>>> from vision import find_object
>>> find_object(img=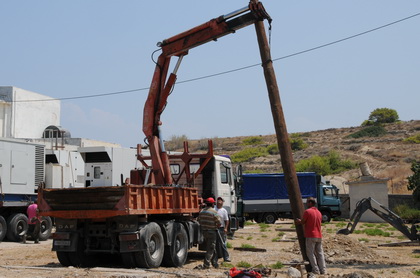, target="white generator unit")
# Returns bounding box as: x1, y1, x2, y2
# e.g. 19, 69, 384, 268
45, 149, 85, 188
79, 146, 140, 187
0, 138, 44, 197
